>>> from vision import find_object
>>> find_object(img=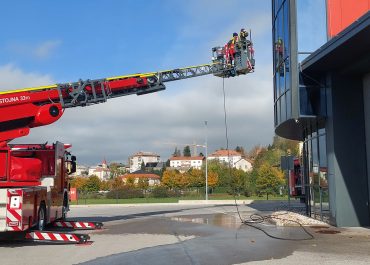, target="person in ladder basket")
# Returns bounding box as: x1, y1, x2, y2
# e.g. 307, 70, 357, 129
228, 32, 239, 65
239, 28, 251, 49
